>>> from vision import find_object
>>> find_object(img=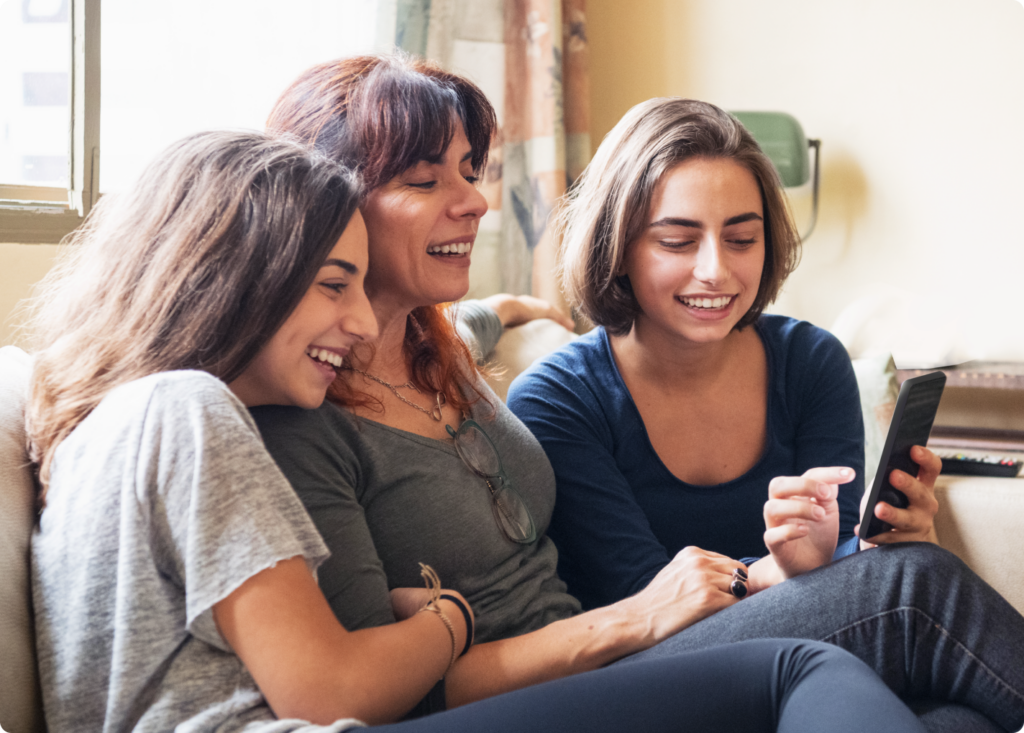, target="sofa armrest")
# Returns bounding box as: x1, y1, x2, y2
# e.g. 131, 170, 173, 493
933, 474, 1024, 615
0, 345, 44, 733
483, 318, 578, 402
